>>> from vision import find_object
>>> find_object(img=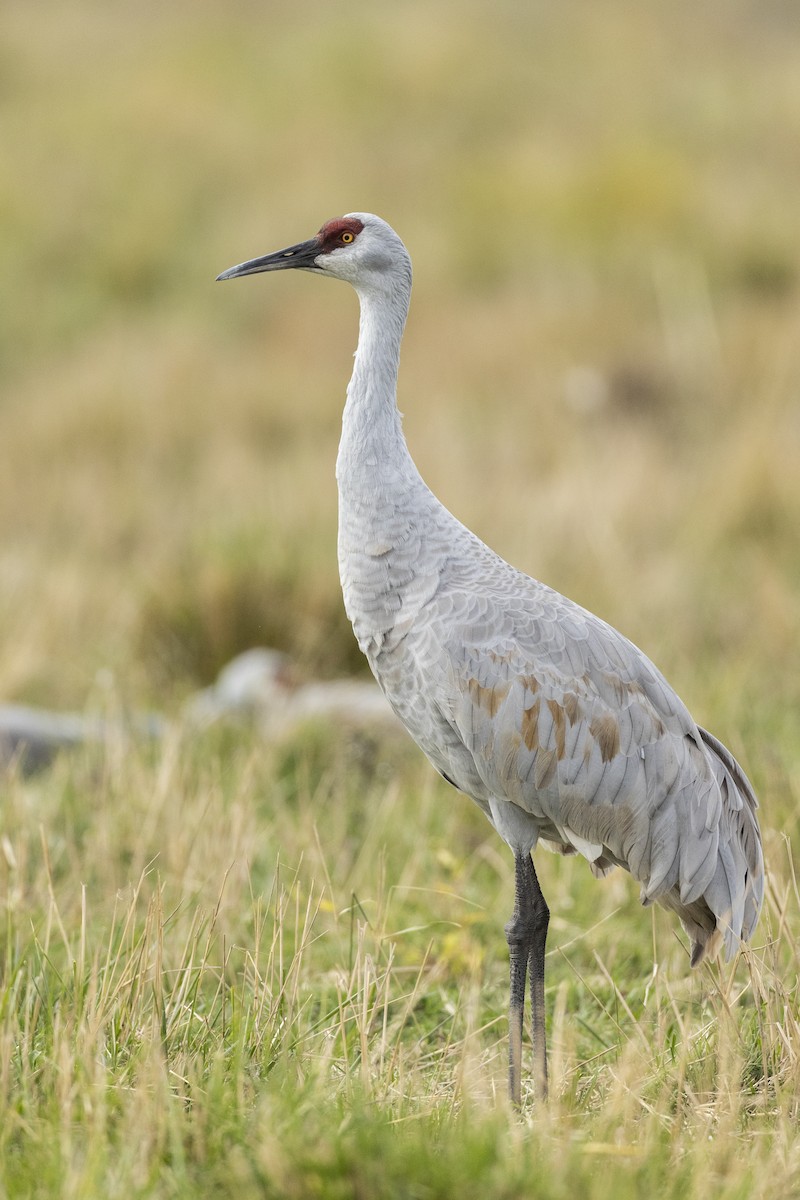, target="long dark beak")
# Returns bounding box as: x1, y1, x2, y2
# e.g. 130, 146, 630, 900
216, 237, 321, 281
